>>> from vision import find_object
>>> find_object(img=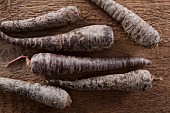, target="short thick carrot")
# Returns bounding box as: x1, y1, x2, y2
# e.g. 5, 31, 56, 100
0, 77, 72, 109
90, 0, 160, 48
